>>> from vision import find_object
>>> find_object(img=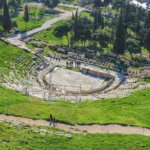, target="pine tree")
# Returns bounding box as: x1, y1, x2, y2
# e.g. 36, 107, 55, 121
72, 12, 75, 20
73, 9, 79, 41
101, 16, 104, 29
124, 2, 130, 29
3, 2, 11, 31
113, 10, 126, 55
24, 4, 29, 22
136, 7, 142, 34
52, 0, 59, 8
94, 10, 98, 30
94, 9, 103, 30
103, 0, 111, 7
97, 9, 102, 28
94, 0, 102, 8
44, 0, 50, 6
145, 11, 150, 29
